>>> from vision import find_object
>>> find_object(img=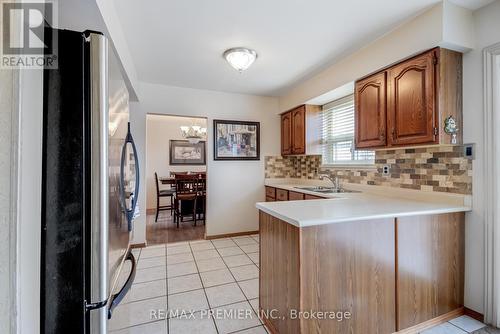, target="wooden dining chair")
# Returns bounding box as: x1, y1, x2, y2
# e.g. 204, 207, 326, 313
154, 172, 175, 222
195, 175, 206, 224
173, 174, 199, 227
